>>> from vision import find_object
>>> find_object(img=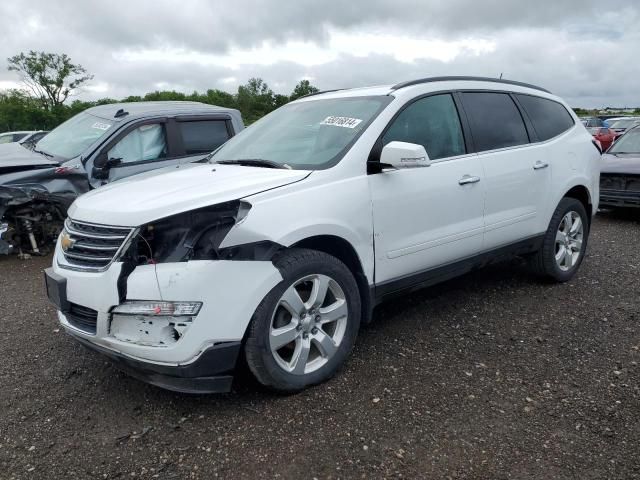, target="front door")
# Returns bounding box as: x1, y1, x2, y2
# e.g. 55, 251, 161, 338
106, 122, 177, 183
368, 93, 485, 287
